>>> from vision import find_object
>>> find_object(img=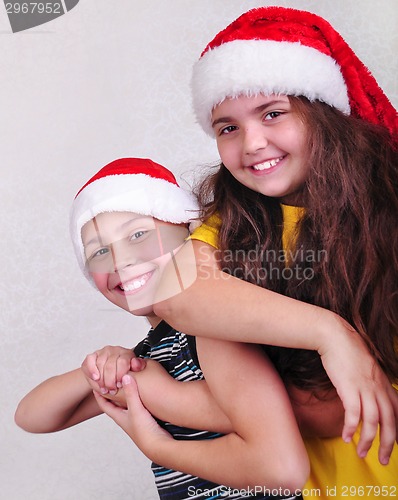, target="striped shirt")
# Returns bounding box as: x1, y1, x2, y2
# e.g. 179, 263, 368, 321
134, 321, 300, 500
